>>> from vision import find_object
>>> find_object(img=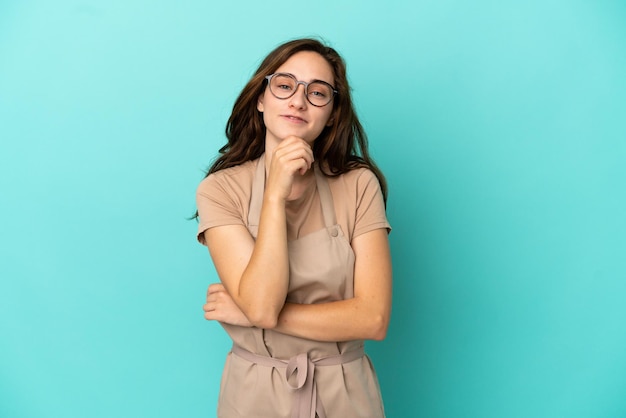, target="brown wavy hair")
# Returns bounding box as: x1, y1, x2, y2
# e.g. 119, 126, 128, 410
204, 38, 387, 202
